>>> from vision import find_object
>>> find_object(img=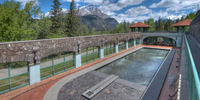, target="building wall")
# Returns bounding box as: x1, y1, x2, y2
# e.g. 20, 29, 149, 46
189, 10, 200, 42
